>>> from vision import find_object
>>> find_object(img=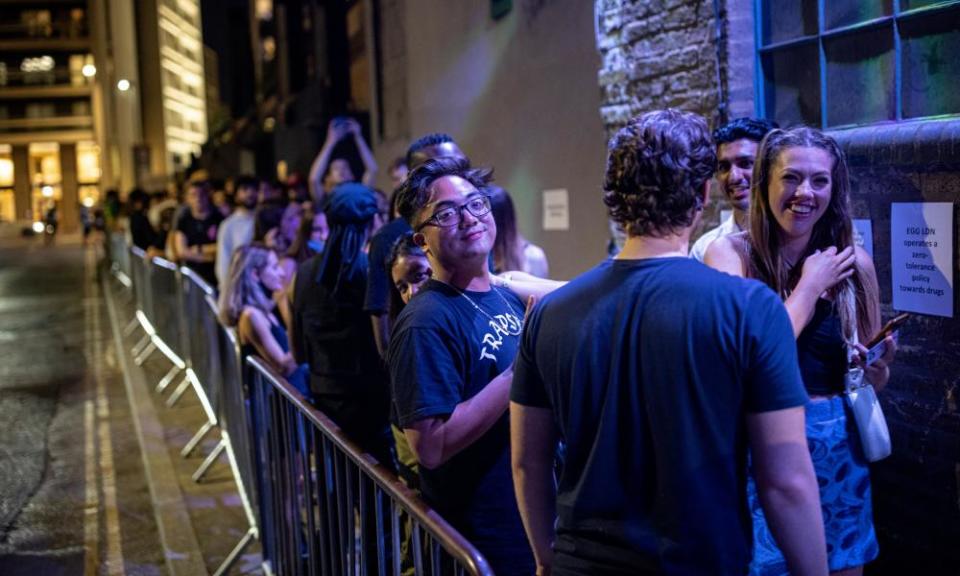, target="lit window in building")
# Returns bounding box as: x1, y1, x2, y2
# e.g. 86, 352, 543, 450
72, 100, 92, 117
21, 55, 56, 86
76, 142, 101, 184
26, 103, 56, 119
262, 36, 276, 62
0, 145, 14, 188
21, 10, 52, 38
255, 0, 273, 21
69, 54, 96, 86
69, 8, 87, 38
28, 143, 61, 221
0, 144, 13, 222
79, 185, 99, 208
757, 1, 960, 128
